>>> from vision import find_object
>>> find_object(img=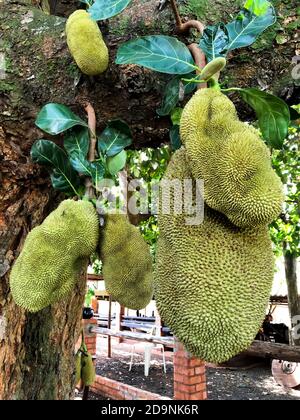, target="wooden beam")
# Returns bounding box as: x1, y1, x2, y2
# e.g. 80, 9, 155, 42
90, 327, 300, 363
245, 341, 300, 363
90, 327, 175, 348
